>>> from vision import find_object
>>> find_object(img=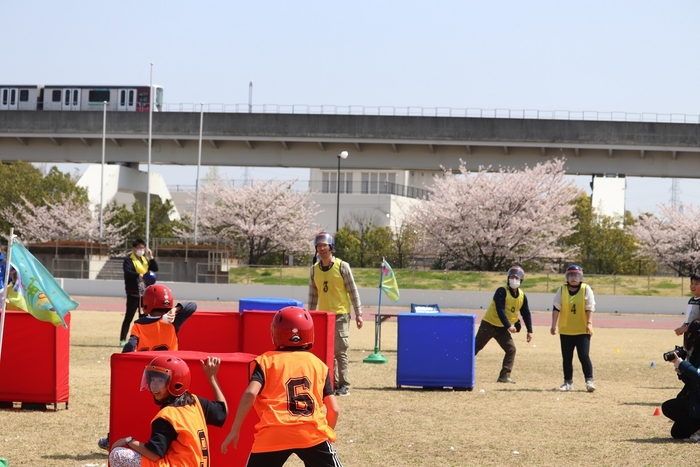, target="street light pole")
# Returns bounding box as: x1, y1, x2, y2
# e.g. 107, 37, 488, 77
335, 150, 349, 232
100, 100, 107, 241
248, 81, 253, 113
194, 103, 203, 245
146, 62, 154, 248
